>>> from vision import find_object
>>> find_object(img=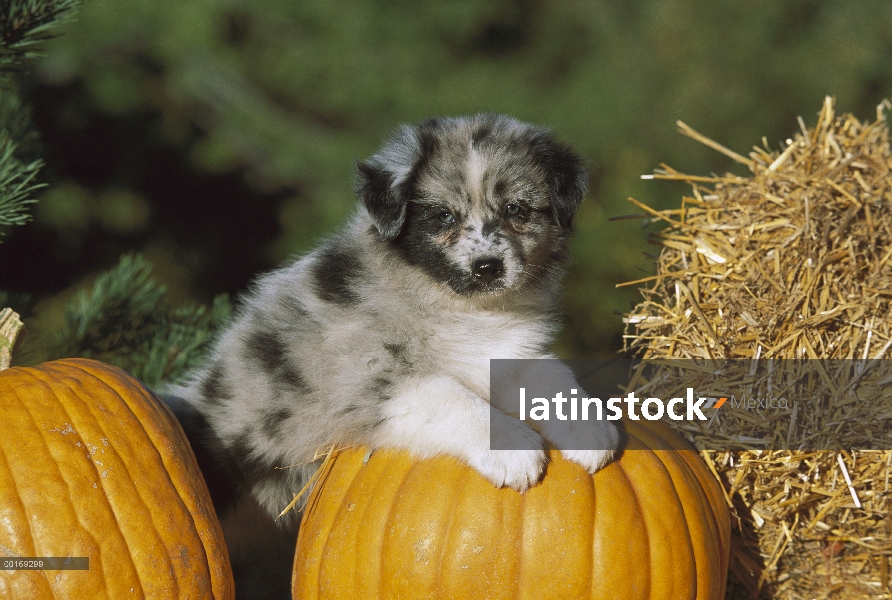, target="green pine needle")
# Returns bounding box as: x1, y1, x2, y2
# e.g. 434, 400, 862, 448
51, 254, 232, 388
0, 0, 81, 235
0, 130, 44, 228
0, 0, 81, 73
